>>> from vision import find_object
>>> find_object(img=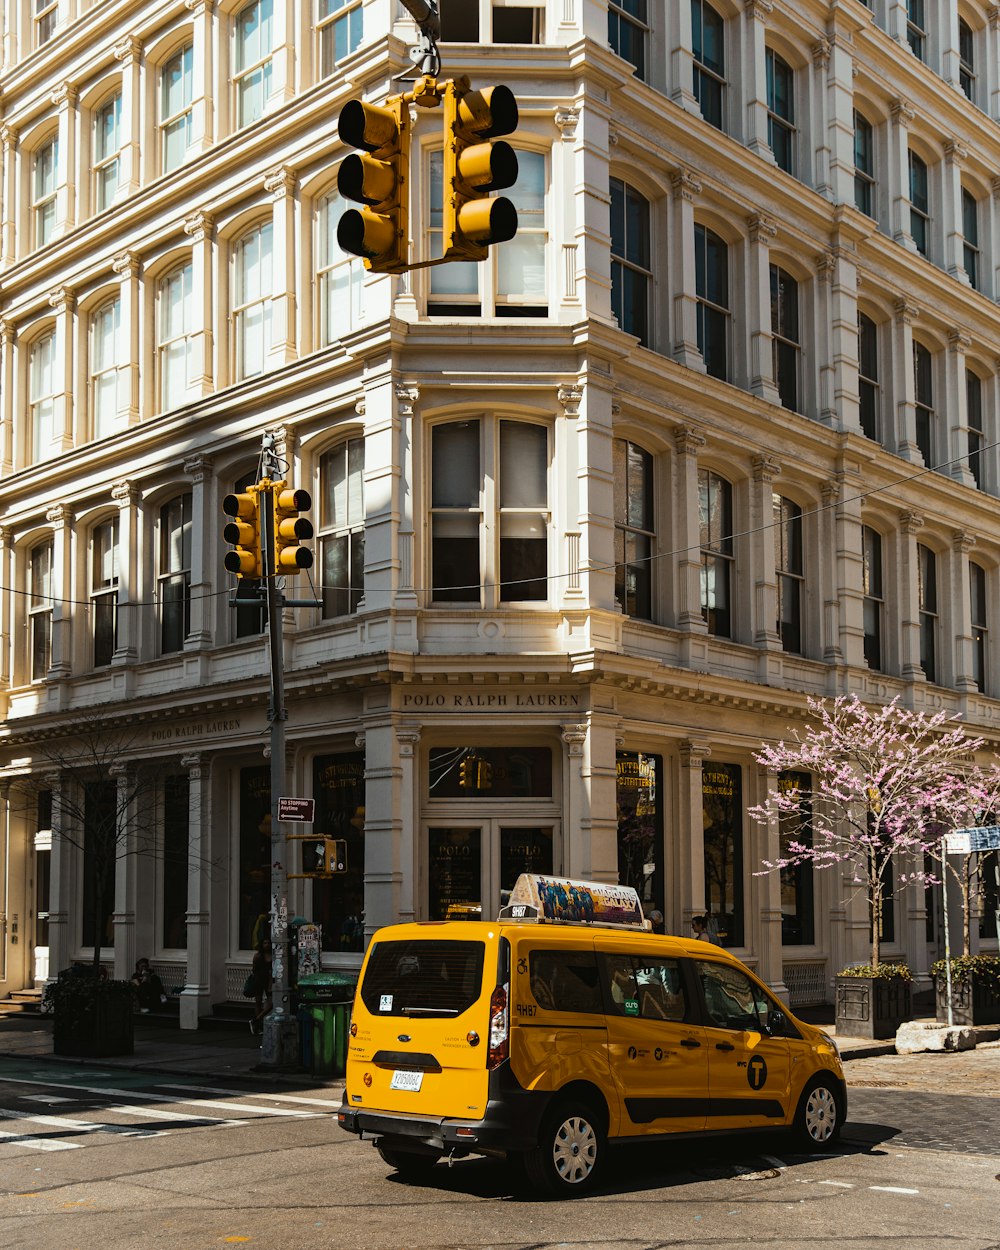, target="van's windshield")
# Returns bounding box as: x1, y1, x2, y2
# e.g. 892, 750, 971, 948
360, 939, 486, 1018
